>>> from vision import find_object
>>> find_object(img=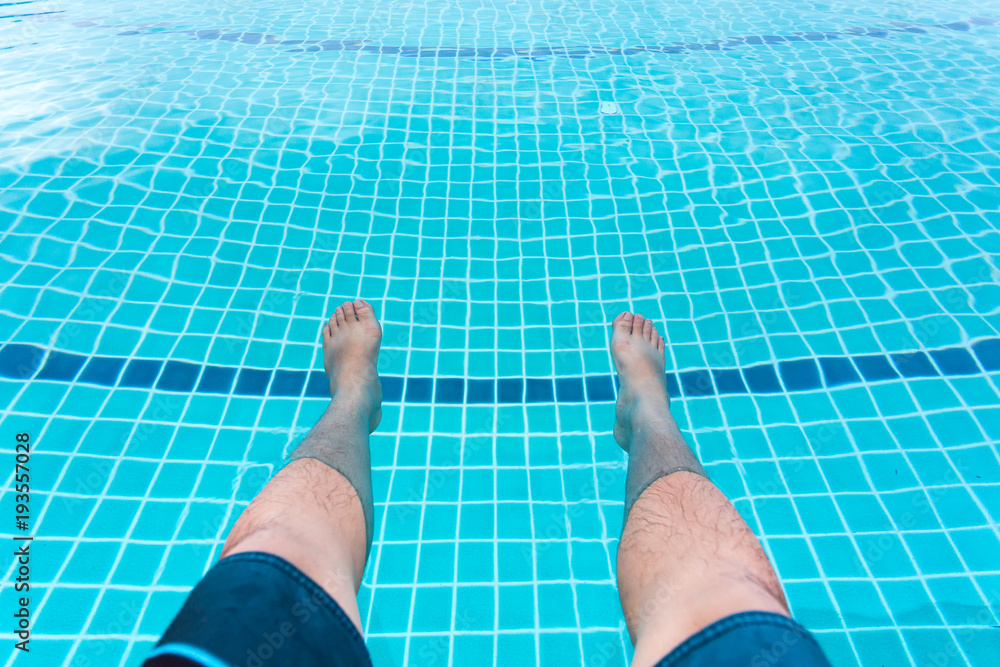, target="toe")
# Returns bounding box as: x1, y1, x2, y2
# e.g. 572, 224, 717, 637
656, 336, 665, 354
323, 321, 333, 341
354, 298, 374, 321
631, 313, 645, 335
335, 306, 345, 326
613, 311, 633, 333
342, 300, 356, 321
642, 318, 653, 341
